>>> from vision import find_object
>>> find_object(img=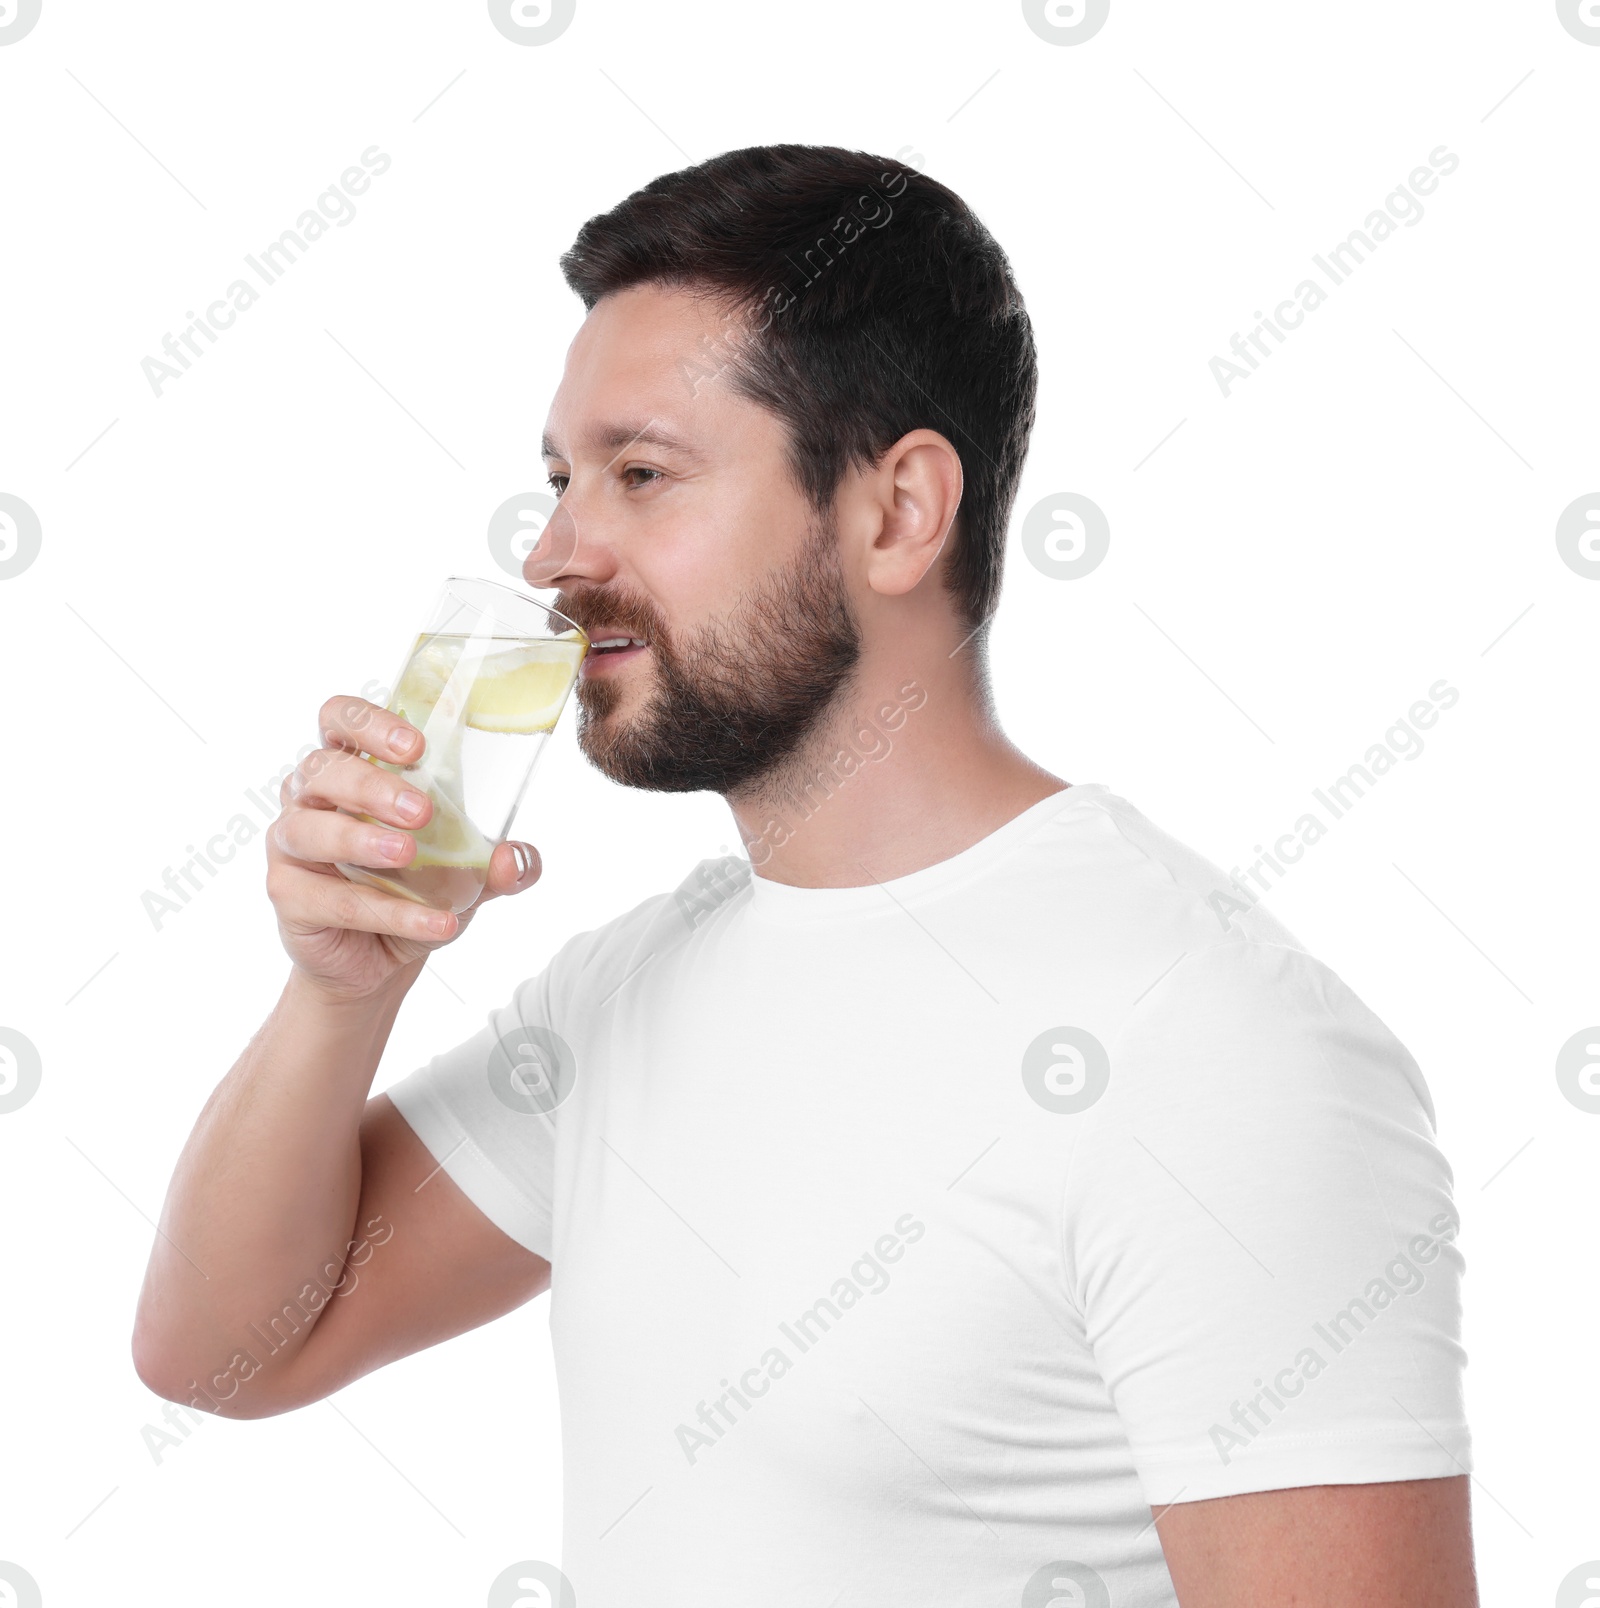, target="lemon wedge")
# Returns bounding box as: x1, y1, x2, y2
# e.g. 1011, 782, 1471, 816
410, 790, 494, 868
356, 786, 493, 869
465, 636, 587, 734
394, 634, 465, 722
